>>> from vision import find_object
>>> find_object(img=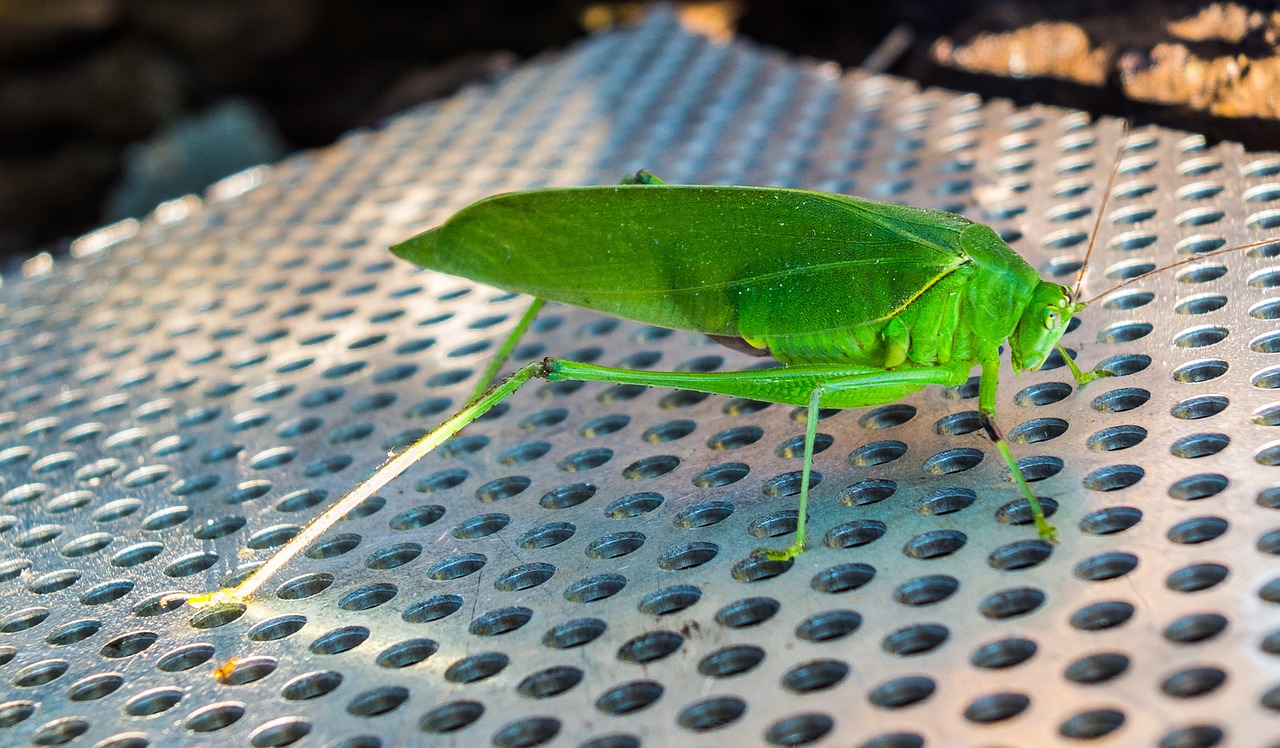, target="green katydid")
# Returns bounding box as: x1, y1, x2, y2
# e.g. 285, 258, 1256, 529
189, 159, 1260, 608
